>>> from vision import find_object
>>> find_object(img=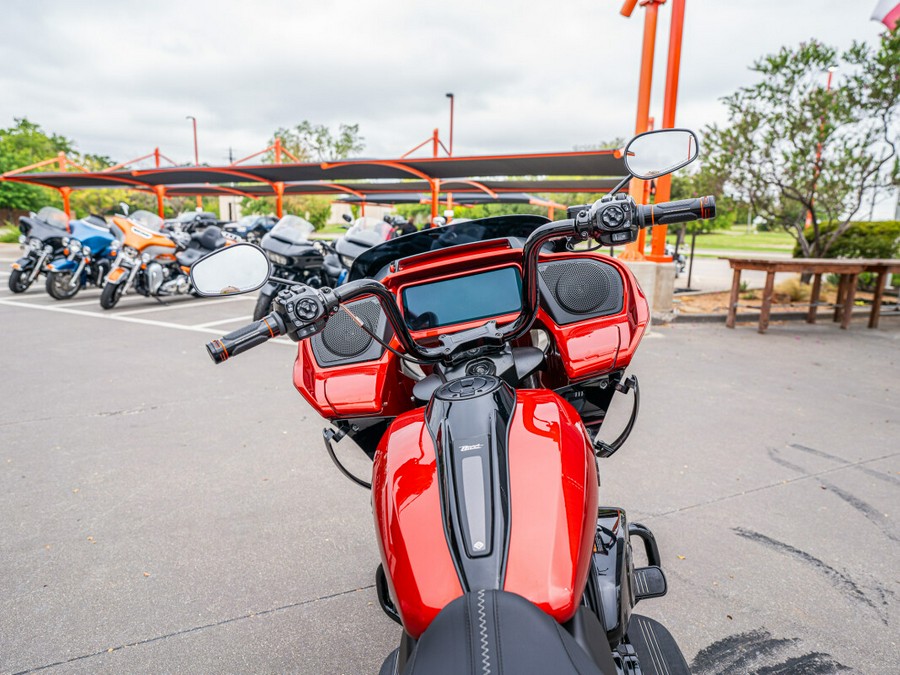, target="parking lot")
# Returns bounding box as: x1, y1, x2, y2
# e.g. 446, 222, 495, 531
1, 242, 898, 674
